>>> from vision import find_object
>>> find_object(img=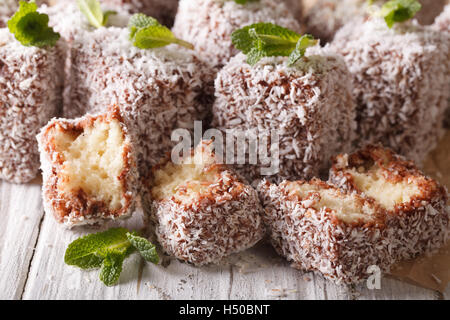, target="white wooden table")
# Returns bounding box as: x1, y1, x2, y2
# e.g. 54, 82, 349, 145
1, 136, 449, 300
